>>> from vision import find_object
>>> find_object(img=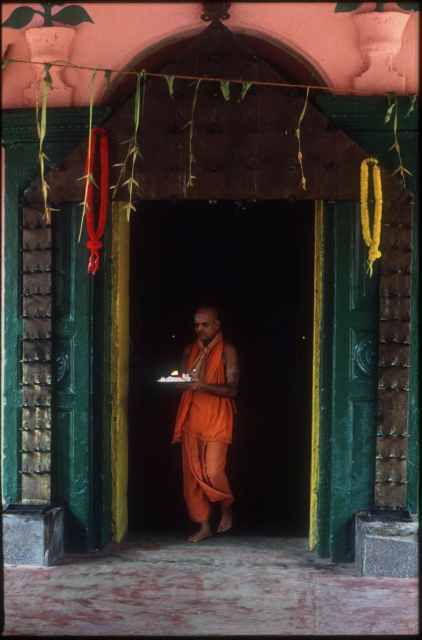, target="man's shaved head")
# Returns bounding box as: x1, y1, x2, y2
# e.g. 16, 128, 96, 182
194, 306, 220, 322
193, 306, 222, 344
